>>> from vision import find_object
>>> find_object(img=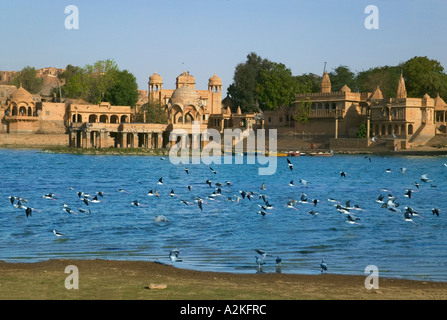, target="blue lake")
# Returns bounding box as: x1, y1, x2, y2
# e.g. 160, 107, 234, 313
1, 149, 446, 282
